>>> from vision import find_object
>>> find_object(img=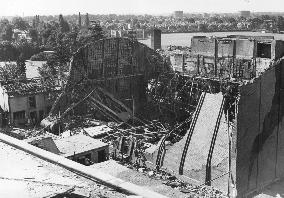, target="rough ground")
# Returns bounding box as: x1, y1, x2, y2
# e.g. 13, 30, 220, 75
0, 141, 126, 198
91, 160, 227, 198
